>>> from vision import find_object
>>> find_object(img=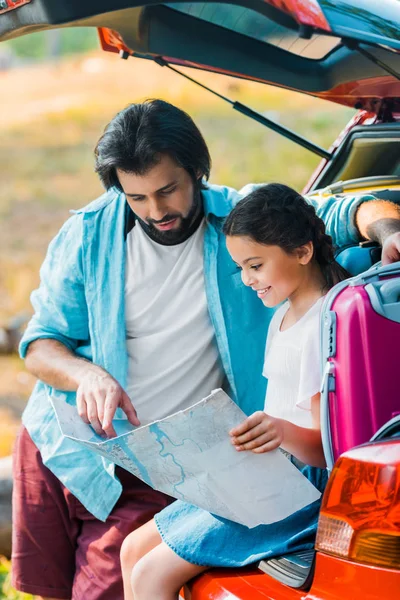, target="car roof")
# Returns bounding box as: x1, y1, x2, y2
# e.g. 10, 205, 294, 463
1, 0, 400, 108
